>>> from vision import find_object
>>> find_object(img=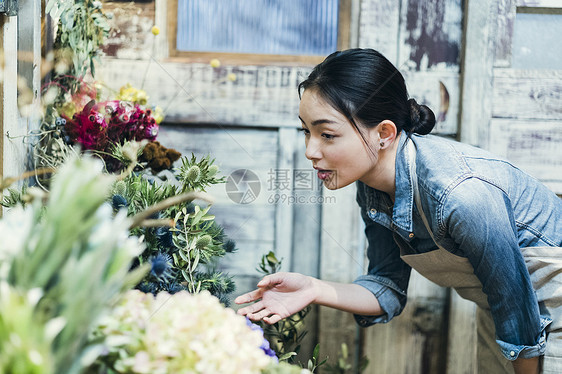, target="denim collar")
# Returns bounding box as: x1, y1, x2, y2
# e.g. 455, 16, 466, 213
362, 131, 415, 240
392, 131, 415, 235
